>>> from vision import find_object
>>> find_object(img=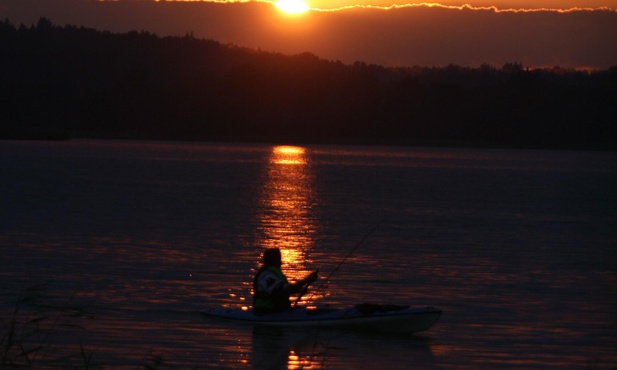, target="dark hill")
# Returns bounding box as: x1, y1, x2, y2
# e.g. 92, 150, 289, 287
1, 18, 615, 149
